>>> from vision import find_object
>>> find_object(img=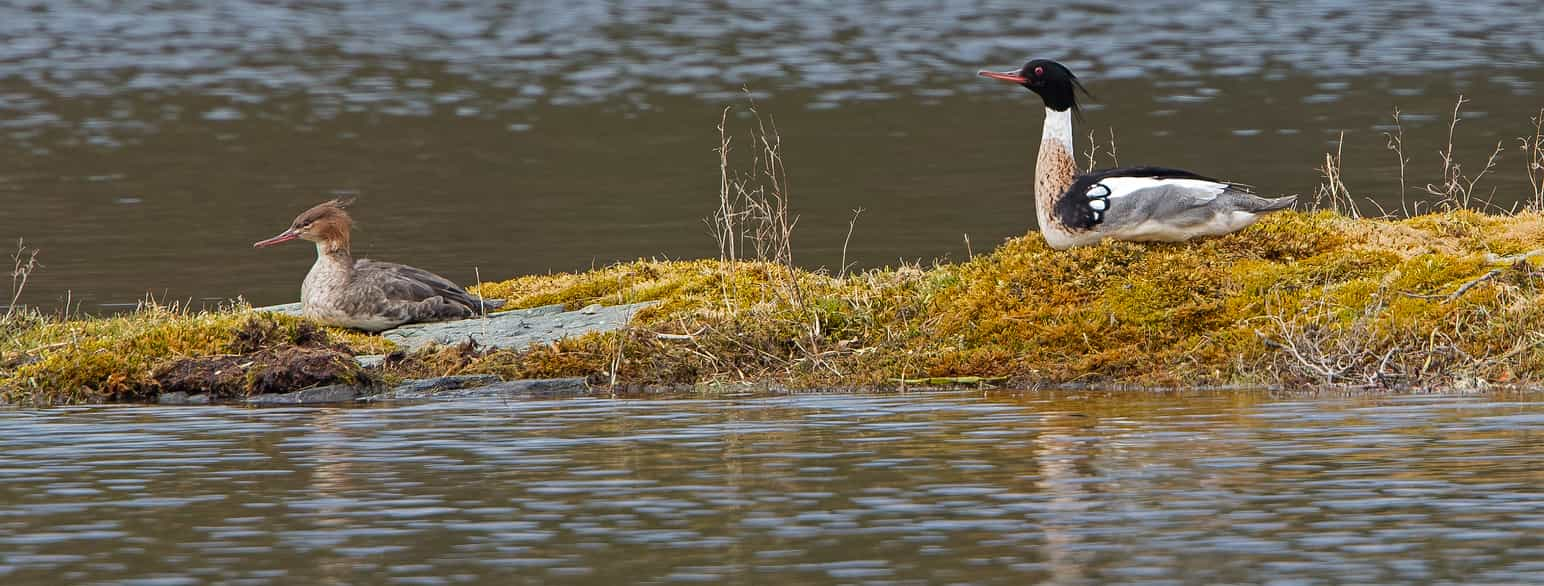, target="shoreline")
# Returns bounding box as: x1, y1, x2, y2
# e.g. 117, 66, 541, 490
4, 209, 1544, 405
